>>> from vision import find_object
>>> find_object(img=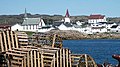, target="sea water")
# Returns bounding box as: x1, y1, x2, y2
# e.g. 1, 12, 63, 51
63, 39, 120, 65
